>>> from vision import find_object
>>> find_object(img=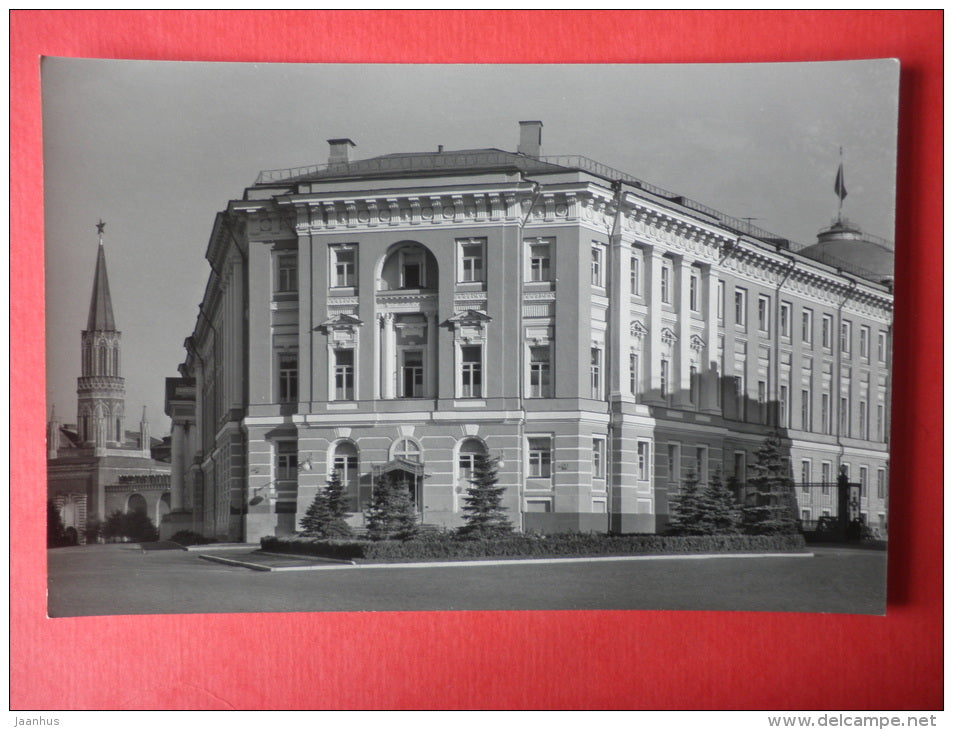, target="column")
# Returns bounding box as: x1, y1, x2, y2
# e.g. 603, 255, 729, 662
380, 313, 395, 399
676, 255, 693, 405
702, 264, 721, 413
426, 311, 438, 399
170, 421, 185, 510
645, 247, 665, 403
